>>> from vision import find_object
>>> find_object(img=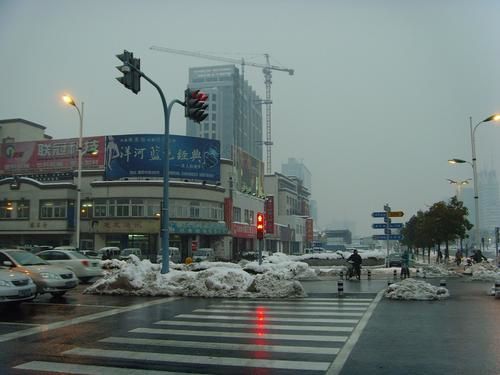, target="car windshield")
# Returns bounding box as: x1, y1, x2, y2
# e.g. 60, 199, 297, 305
6, 251, 48, 266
